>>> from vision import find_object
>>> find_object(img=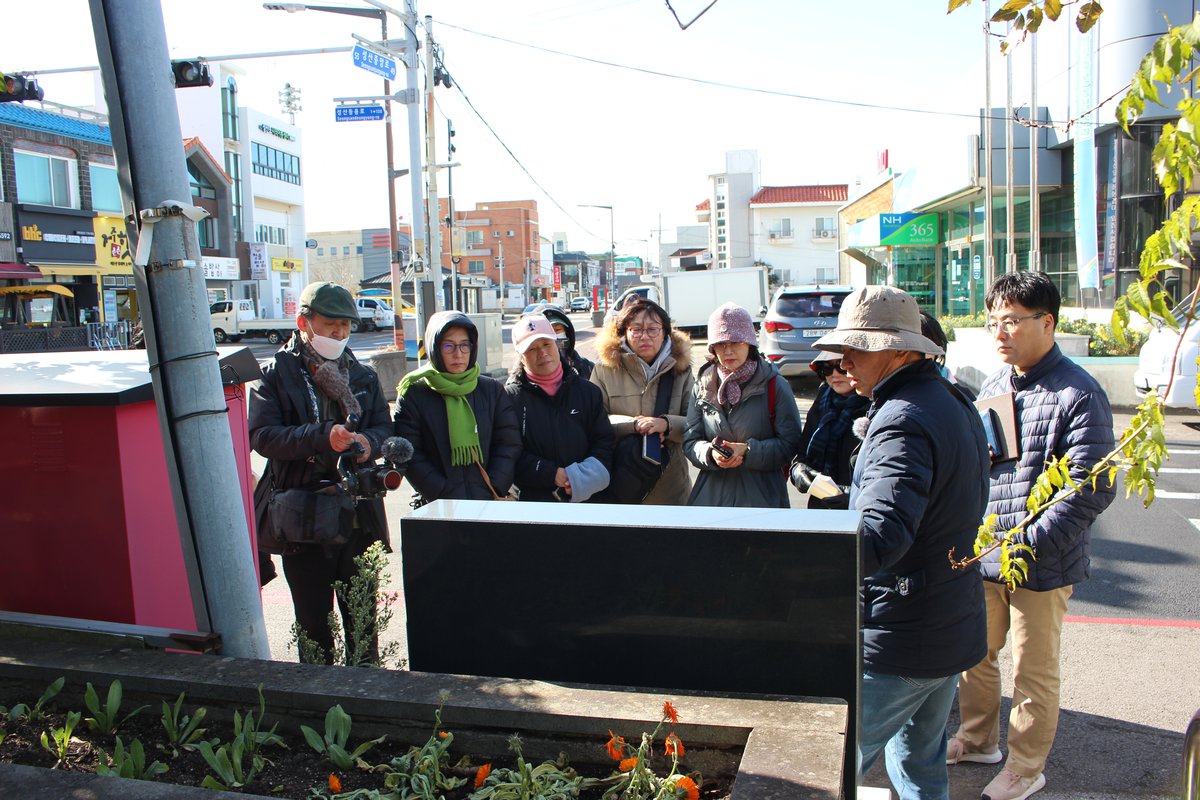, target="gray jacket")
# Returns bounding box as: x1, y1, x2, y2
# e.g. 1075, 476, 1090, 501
683, 357, 803, 508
